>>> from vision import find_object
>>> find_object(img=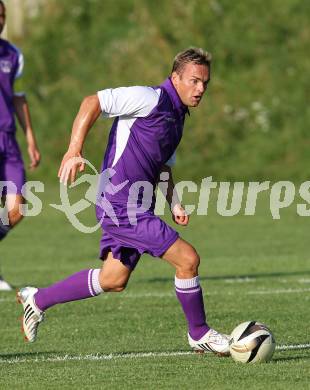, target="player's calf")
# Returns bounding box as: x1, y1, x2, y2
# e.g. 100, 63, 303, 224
17, 269, 104, 343
16, 266, 129, 342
